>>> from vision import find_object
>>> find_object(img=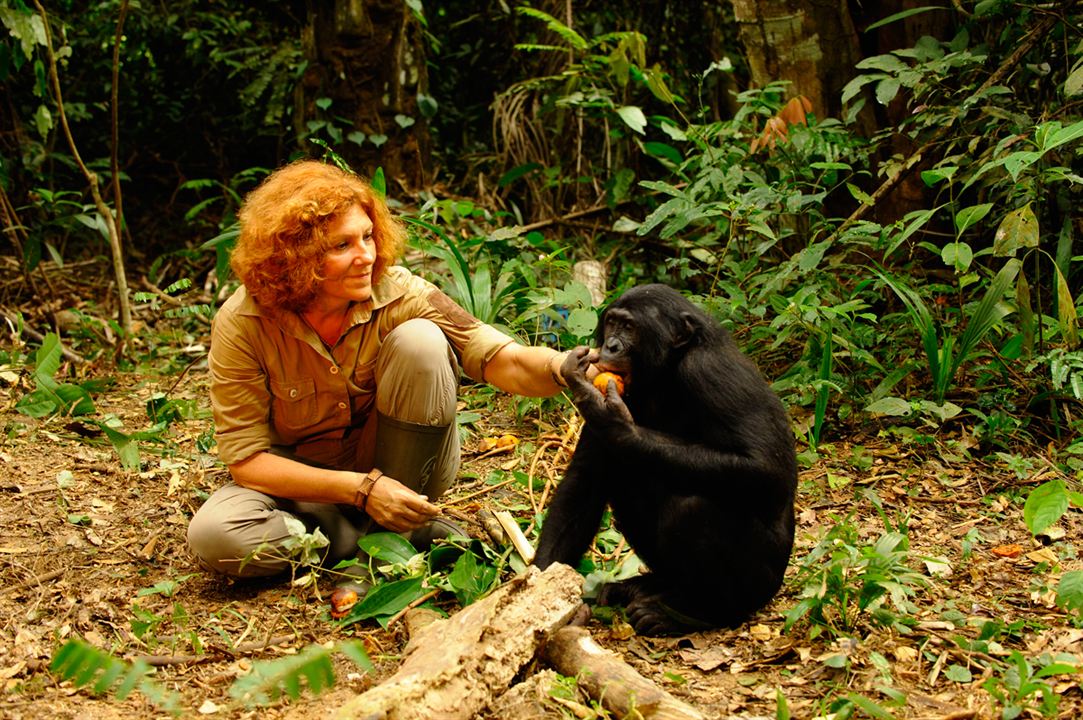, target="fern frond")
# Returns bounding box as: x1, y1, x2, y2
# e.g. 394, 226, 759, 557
228, 641, 372, 707
515, 7, 588, 51
50, 638, 180, 715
